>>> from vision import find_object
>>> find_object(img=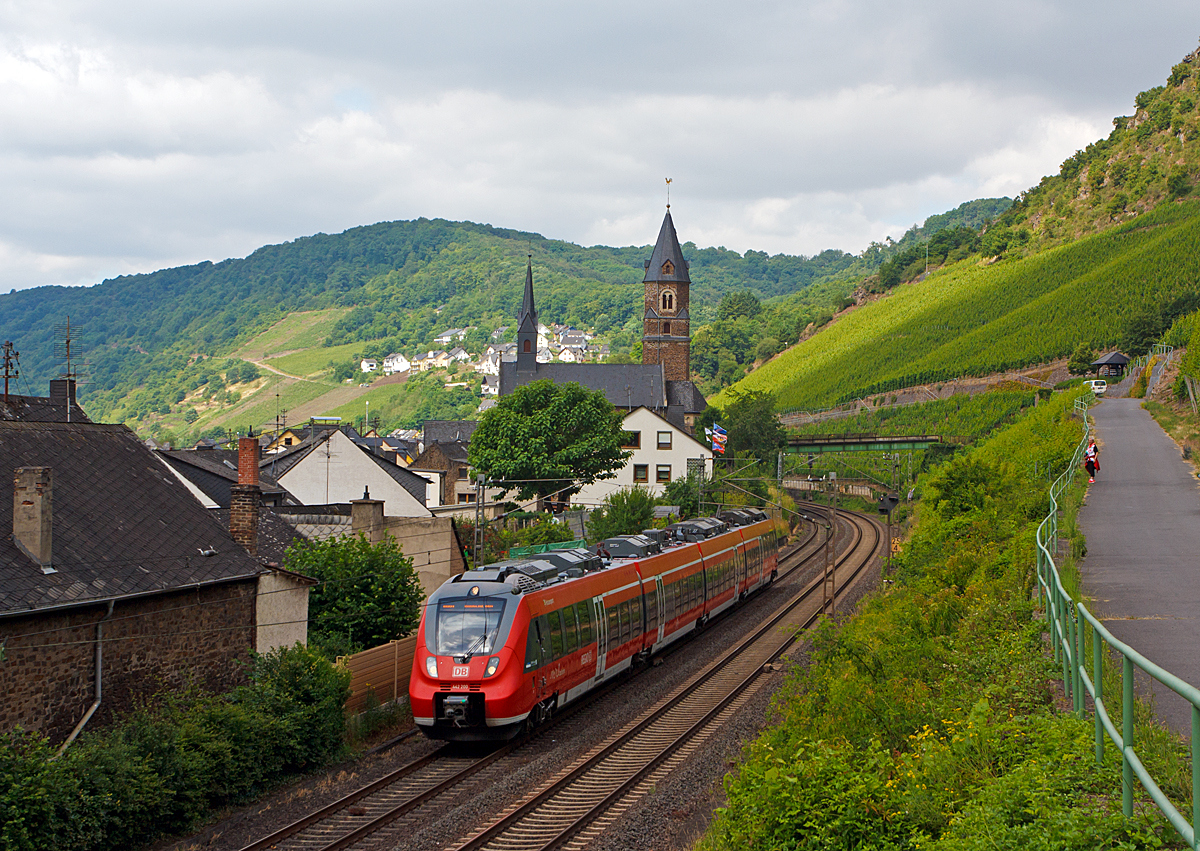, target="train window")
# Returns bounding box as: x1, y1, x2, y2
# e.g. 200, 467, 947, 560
576, 601, 593, 646
645, 590, 657, 634
524, 618, 545, 672
608, 606, 621, 652
562, 606, 579, 654
547, 609, 565, 659
631, 596, 643, 637
619, 601, 631, 644
435, 597, 508, 656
